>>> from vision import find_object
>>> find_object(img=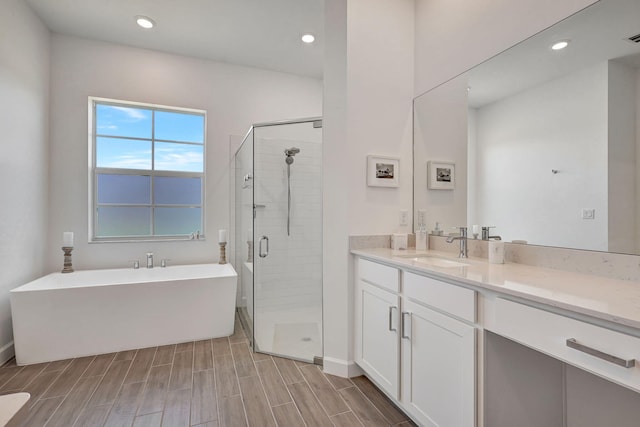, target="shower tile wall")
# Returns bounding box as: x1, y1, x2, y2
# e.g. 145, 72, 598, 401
254, 138, 322, 312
